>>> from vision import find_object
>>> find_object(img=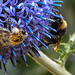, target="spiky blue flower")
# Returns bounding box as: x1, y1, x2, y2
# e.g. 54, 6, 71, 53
0, 0, 63, 74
